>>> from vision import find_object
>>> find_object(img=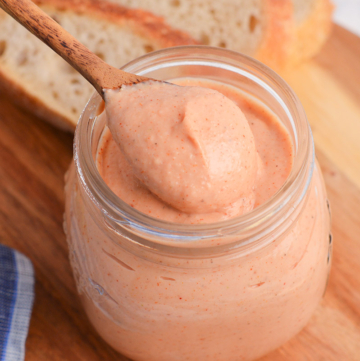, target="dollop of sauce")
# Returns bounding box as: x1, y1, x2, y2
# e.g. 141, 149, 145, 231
104, 81, 258, 214
99, 78, 293, 223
